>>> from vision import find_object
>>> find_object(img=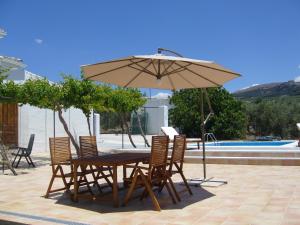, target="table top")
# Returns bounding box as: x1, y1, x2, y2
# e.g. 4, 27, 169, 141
71, 152, 150, 166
